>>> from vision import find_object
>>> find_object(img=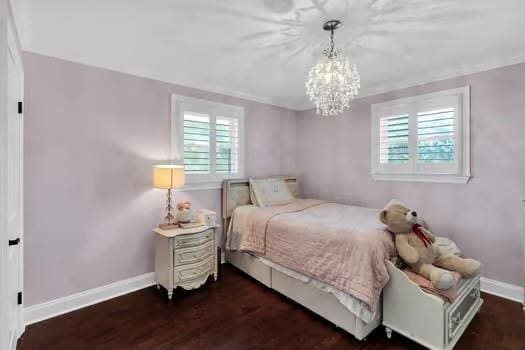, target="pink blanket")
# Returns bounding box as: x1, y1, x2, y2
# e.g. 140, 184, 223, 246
239, 199, 396, 312
404, 269, 462, 303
